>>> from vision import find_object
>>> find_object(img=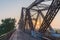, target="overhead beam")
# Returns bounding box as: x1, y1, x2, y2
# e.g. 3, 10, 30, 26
28, 0, 44, 9
23, 7, 48, 11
